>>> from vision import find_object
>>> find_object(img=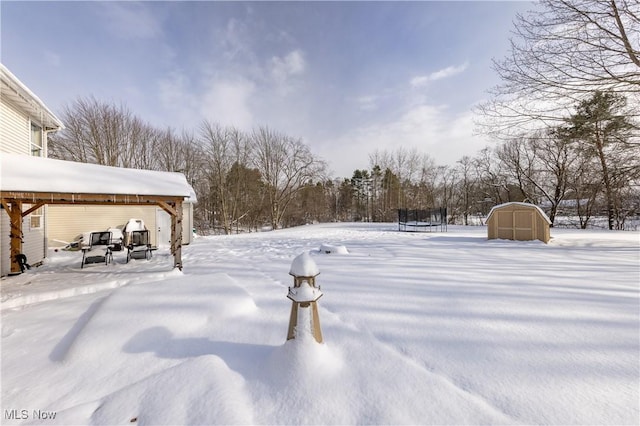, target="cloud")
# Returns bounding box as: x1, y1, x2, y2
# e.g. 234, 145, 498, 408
219, 18, 255, 63
270, 49, 306, 82
155, 68, 258, 131
354, 95, 379, 111
157, 71, 198, 125
158, 72, 191, 105
410, 62, 469, 87
157, 70, 257, 130
317, 101, 488, 177
99, 3, 162, 39
200, 78, 255, 130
